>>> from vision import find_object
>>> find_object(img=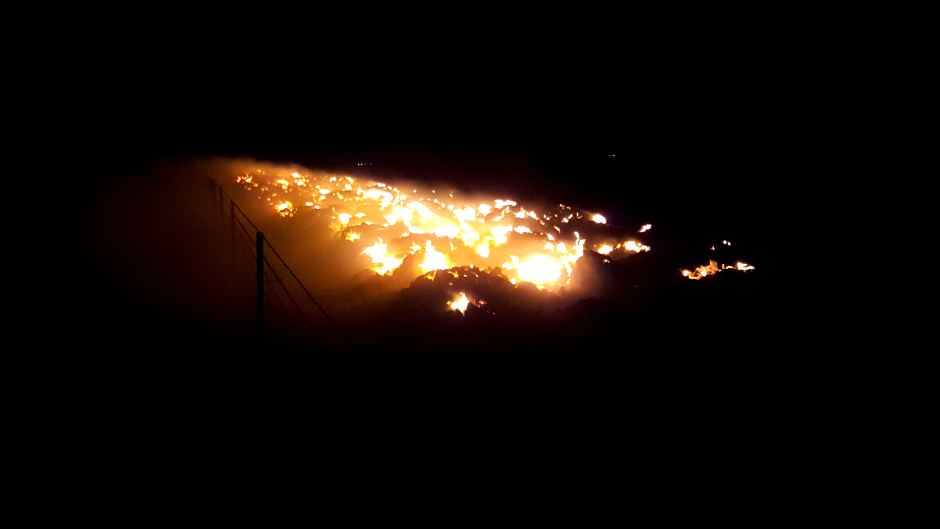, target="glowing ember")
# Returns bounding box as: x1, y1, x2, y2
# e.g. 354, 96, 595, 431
274, 201, 295, 217
622, 240, 651, 253
597, 244, 614, 255
639, 223, 652, 233
591, 213, 607, 224
447, 292, 470, 314
681, 260, 756, 280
